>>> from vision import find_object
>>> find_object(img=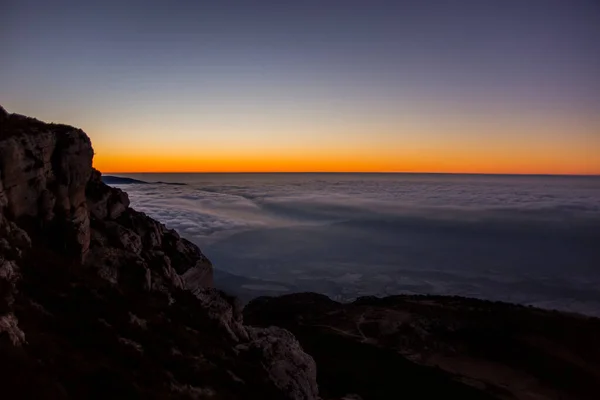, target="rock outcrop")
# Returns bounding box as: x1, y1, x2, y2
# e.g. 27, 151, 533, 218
245, 293, 600, 400
0, 106, 318, 399
85, 168, 213, 293
0, 105, 93, 259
